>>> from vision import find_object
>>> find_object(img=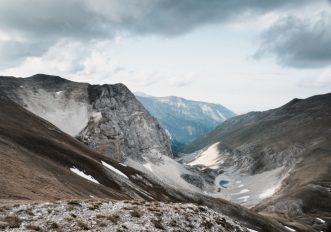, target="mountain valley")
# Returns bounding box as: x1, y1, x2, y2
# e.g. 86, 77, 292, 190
0, 74, 329, 232
0, 75, 286, 232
